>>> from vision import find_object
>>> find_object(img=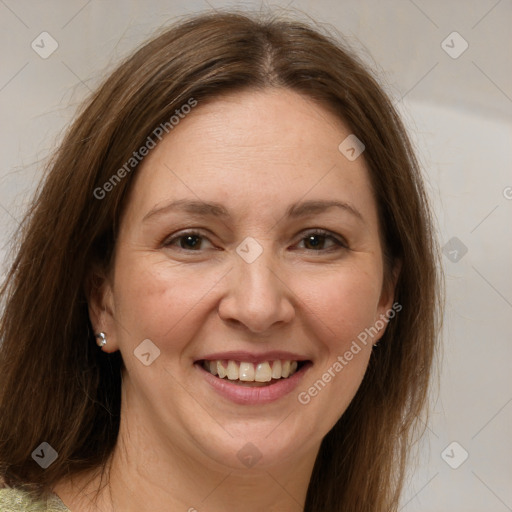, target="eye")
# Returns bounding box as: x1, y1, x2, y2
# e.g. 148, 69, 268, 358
163, 228, 347, 253
295, 229, 347, 251
164, 231, 213, 251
